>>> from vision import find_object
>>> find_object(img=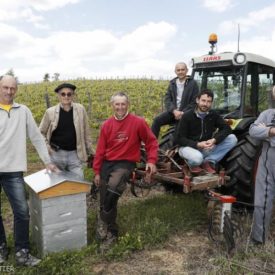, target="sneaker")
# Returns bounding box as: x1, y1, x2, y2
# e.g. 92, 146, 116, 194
202, 161, 216, 174
190, 166, 203, 173
96, 215, 108, 241
15, 249, 41, 267
0, 243, 8, 264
